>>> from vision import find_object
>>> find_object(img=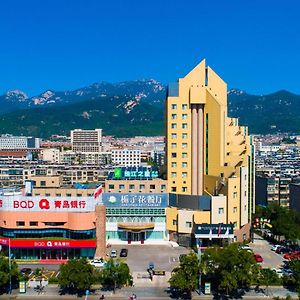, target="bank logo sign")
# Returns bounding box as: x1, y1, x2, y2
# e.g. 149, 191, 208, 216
0, 196, 102, 212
